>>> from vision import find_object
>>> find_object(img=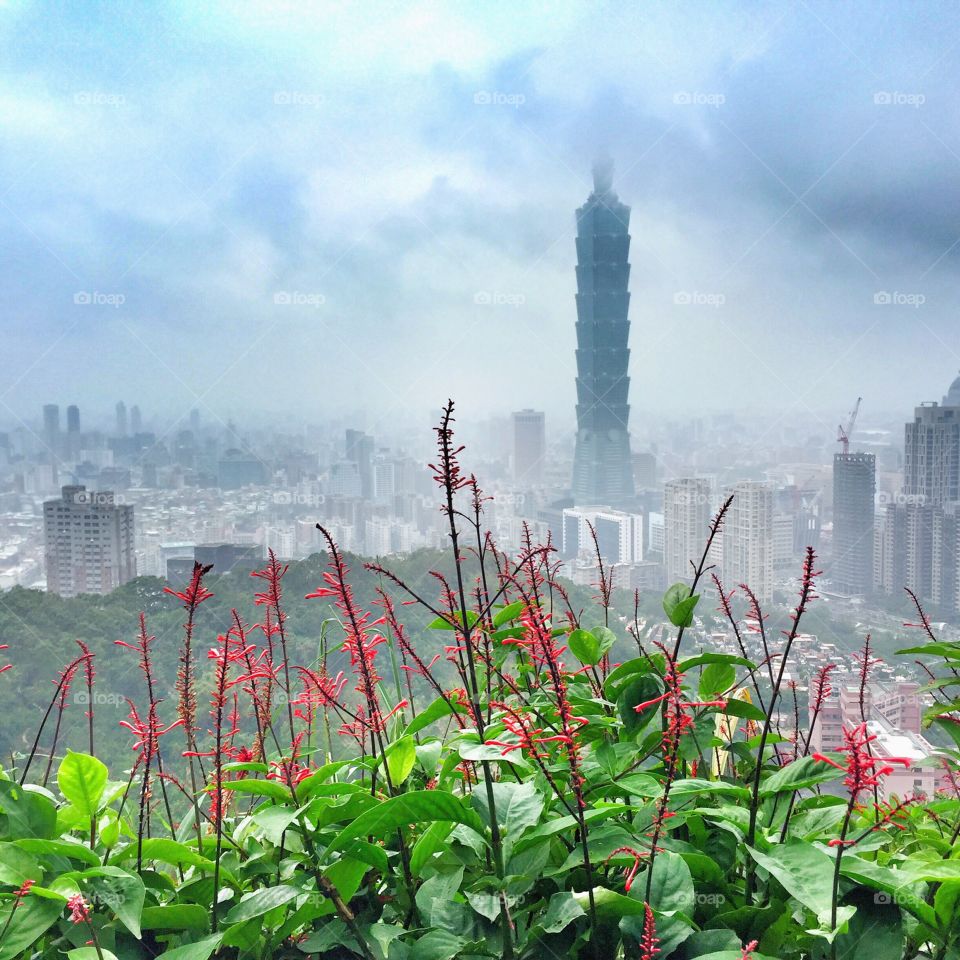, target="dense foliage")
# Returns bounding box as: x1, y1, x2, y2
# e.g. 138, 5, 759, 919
0, 402, 958, 960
